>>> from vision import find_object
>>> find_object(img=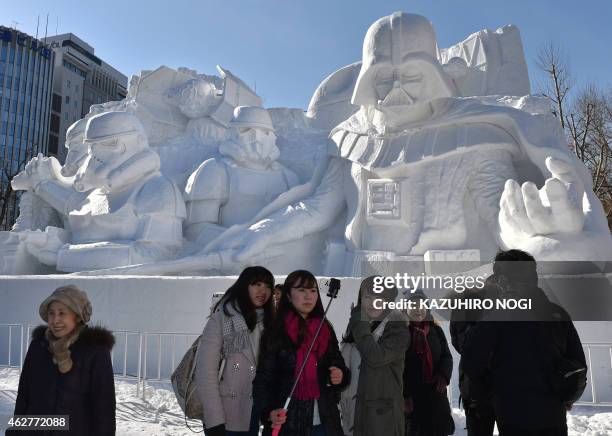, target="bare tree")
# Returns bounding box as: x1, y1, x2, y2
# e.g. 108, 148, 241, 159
0, 153, 31, 230
566, 85, 612, 224
537, 43, 612, 228
536, 42, 574, 130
